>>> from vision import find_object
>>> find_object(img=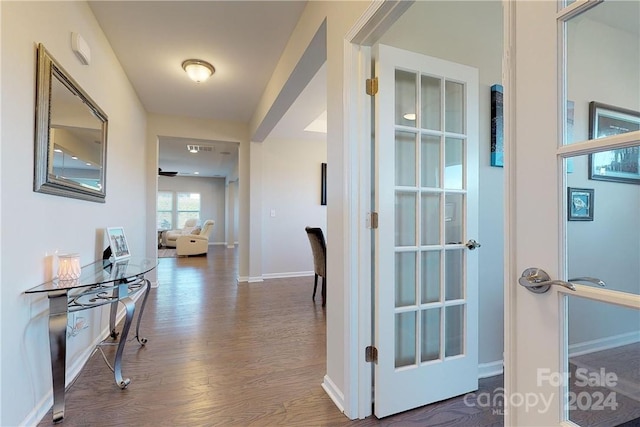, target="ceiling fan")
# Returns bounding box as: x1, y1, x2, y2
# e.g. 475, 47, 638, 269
158, 168, 178, 177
